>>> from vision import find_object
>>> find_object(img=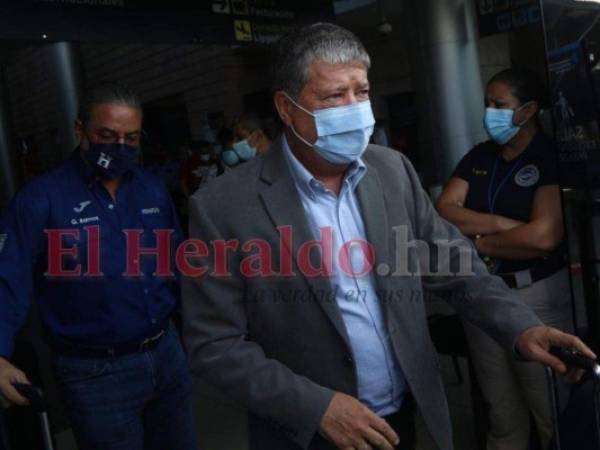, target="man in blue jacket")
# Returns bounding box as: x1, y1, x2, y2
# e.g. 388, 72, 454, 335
0, 83, 197, 450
